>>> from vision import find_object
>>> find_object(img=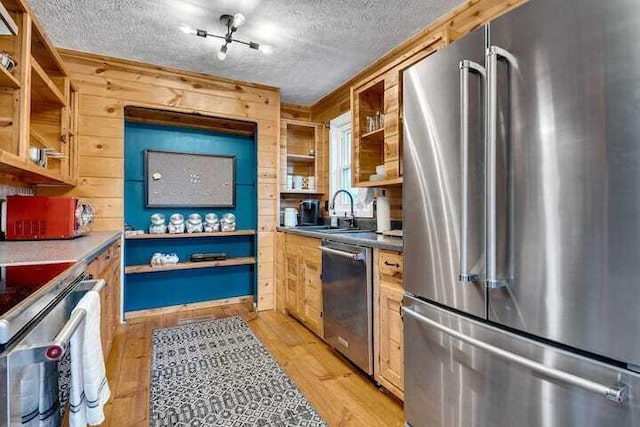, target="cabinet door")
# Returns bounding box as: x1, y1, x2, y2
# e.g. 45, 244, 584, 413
111, 241, 122, 333
99, 273, 111, 358
285, 252, 300, 316
275, 232, 286, 312
377, 280, 405, 398
106, 263, 118, 353
300, 255, 323, 337
383, 72, 402, 179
